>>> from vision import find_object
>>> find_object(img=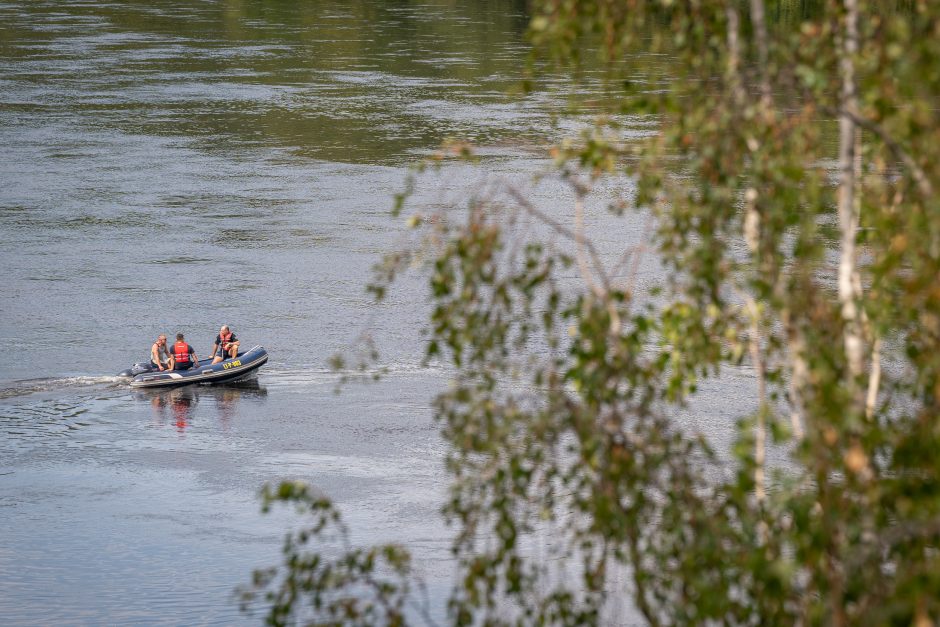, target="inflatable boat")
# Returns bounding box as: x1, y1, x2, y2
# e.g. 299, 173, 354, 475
118, 345, 269, 389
